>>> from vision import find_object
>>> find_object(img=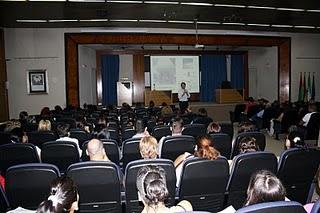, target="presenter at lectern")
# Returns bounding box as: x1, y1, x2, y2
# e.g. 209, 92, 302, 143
178, 82, 190, 113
